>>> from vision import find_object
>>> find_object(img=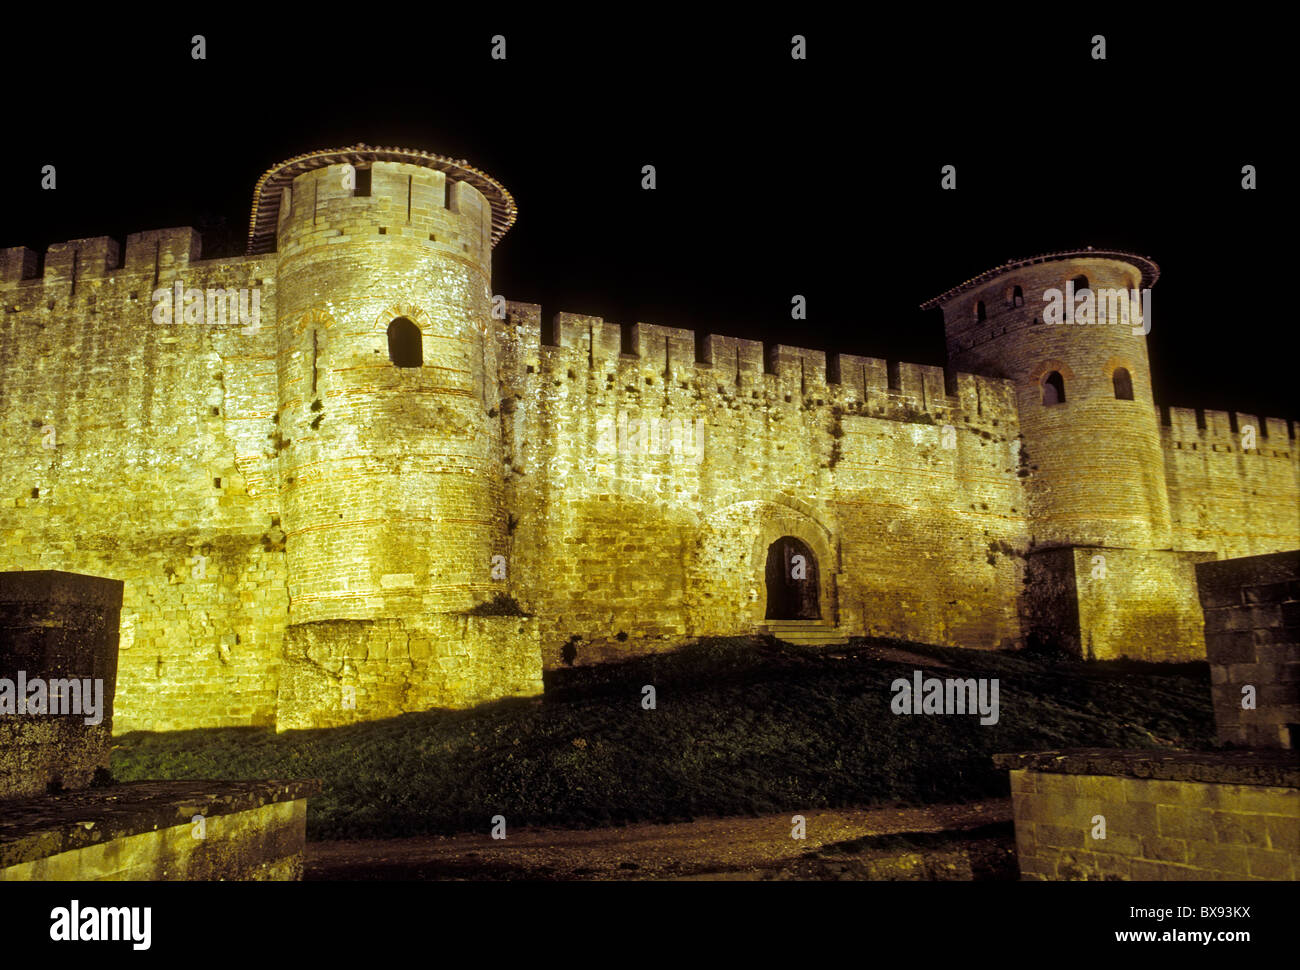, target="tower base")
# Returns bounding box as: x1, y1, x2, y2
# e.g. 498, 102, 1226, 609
275, 615, 542, 730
